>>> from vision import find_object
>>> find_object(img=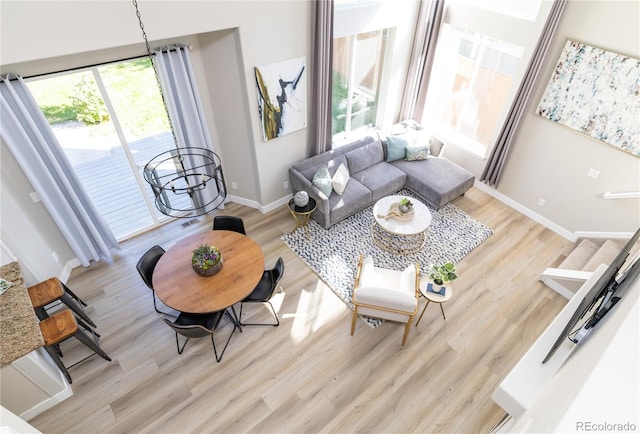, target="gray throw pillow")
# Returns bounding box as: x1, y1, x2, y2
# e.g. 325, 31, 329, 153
312, 165, 333, 198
